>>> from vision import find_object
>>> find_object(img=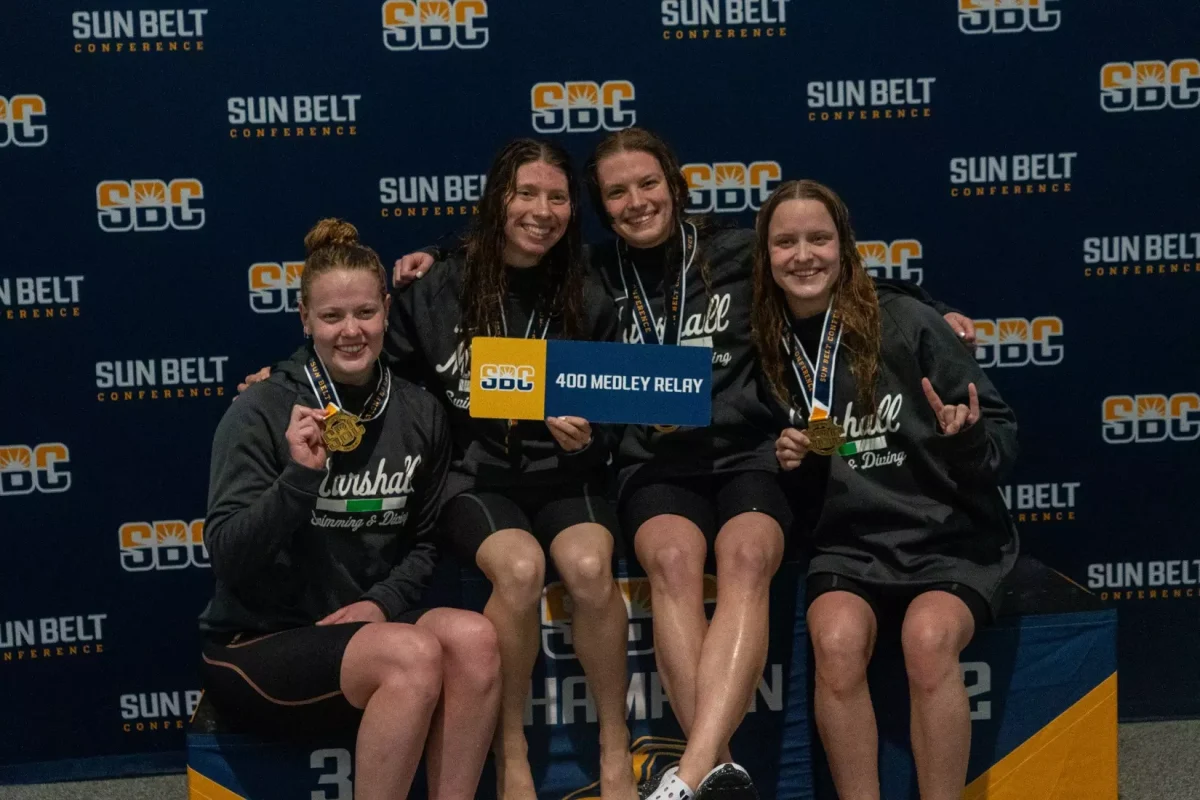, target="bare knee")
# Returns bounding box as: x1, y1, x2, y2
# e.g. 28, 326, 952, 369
482, 541, 545, 609
902, 616, 964, 694
715, 534, 779, 586
637, 522, 706, 597
435, 611, 501, 691
811, 623, 873, 697
352, 625, 444, 707
558, 550, 615, 610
